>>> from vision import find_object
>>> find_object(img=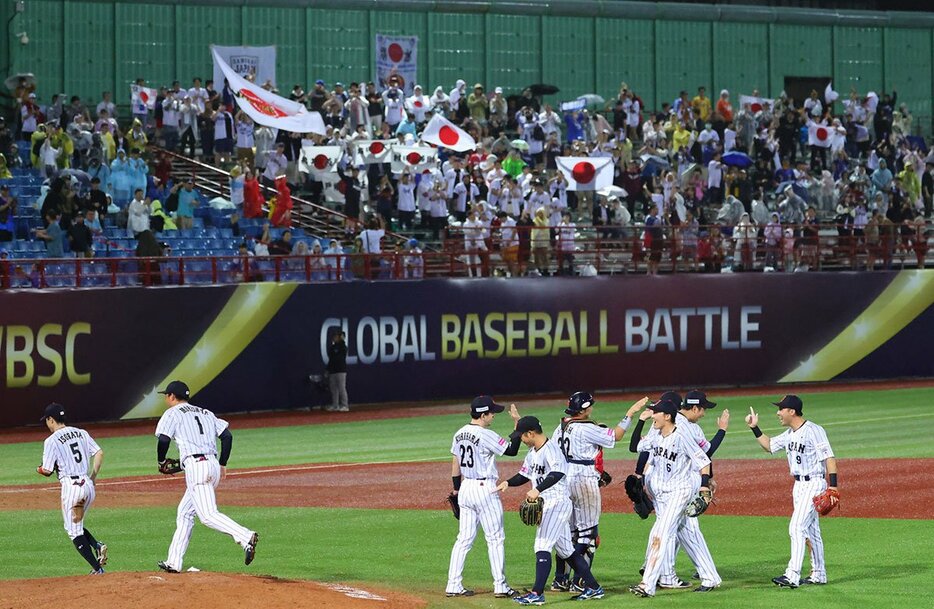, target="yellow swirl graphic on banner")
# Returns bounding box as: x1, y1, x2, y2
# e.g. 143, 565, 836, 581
123, 283, 297, 419
781, 270, 934, 382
